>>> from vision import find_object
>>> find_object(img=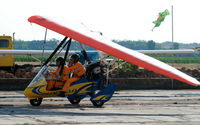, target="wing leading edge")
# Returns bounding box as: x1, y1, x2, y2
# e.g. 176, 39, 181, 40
28, 15, 200, 86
